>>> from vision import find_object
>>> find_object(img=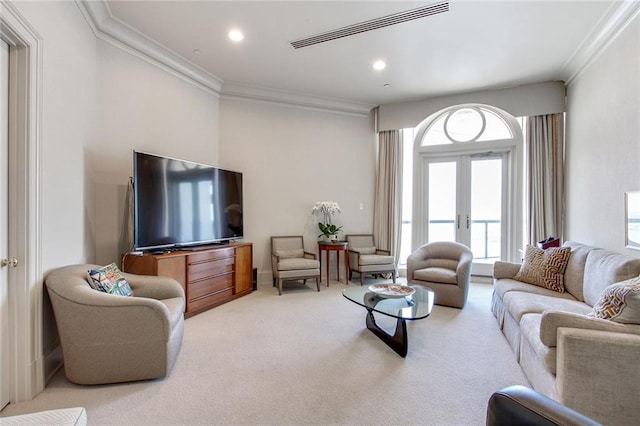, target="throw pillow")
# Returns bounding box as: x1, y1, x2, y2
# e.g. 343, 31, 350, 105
588, 277, 640, 324
274, 249, 304, 259
513, 245, 571, 292
353, 247, 376, 255
87, 263, 133, 297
